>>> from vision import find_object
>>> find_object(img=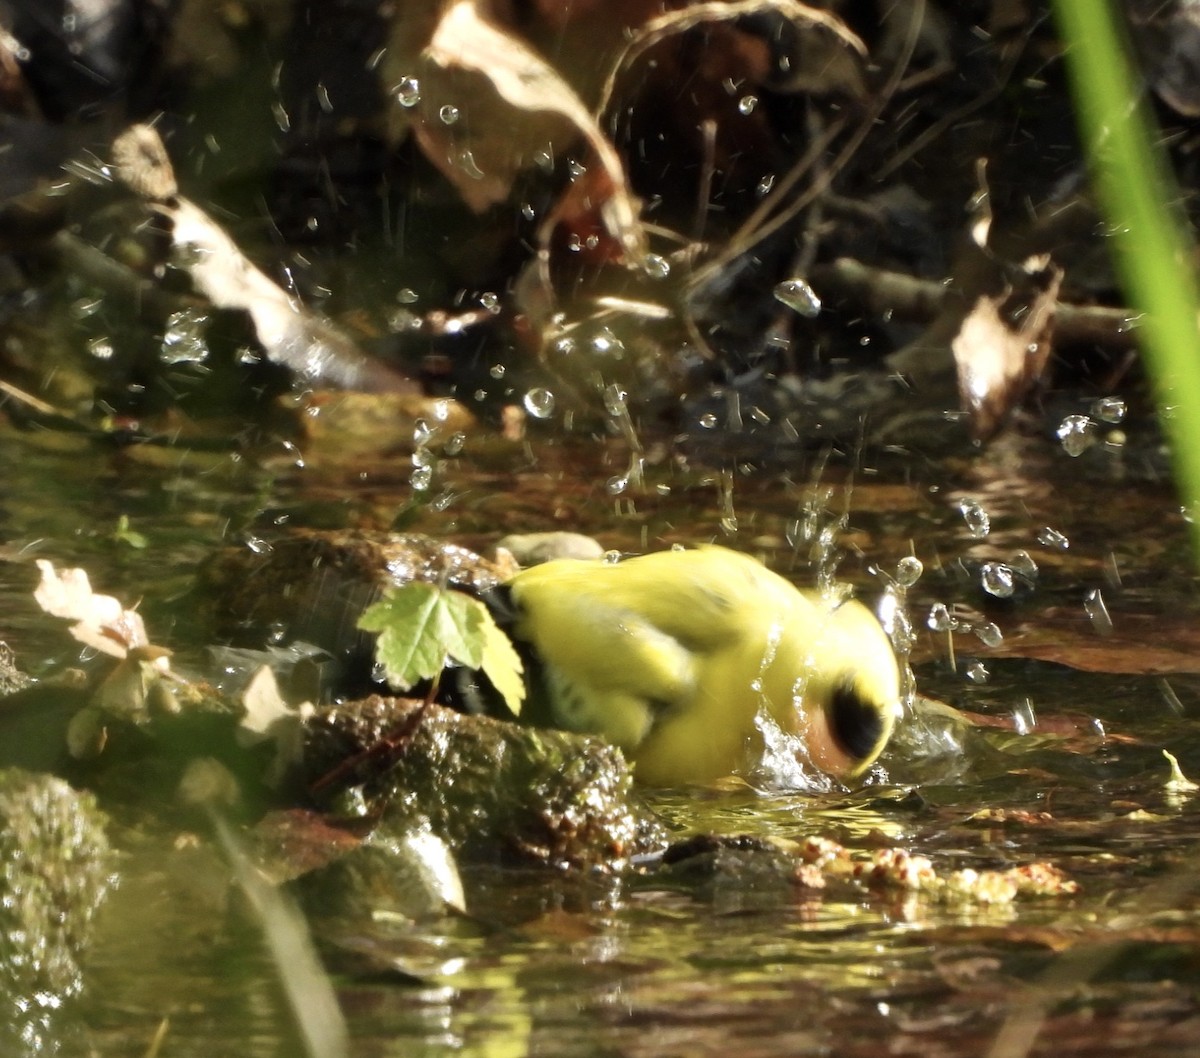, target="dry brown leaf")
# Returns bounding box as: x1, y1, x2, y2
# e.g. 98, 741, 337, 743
951, 258, 1061, 439
33, 559, 148, 658
167, 196, 410, 390
110, 125, 412, 393
977, 609, 1200, 676
413, 0, 647, 263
